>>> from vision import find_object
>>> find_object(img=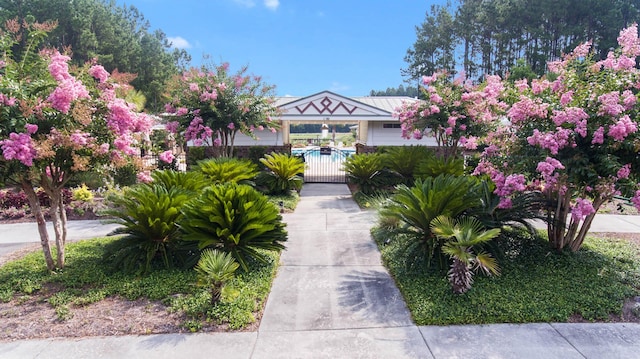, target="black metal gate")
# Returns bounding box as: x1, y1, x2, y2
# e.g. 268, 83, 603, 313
295, 146, 352, 183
